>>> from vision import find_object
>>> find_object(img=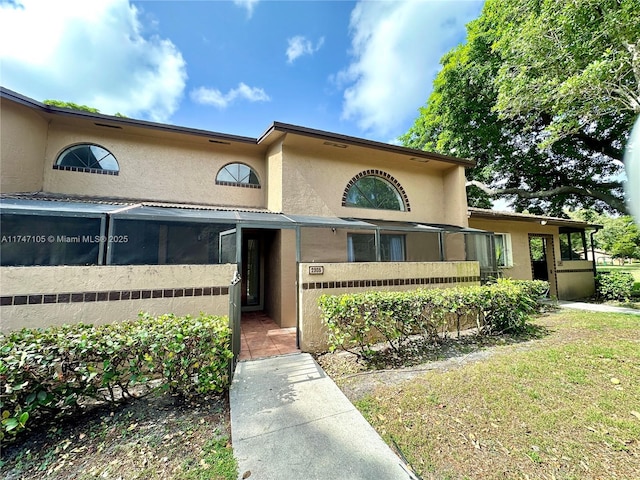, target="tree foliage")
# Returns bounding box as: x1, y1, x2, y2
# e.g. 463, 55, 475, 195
570, 209, 640, 259
43, 100, 127, 118
401, 0, 639, 215
43, 99, 100, 113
